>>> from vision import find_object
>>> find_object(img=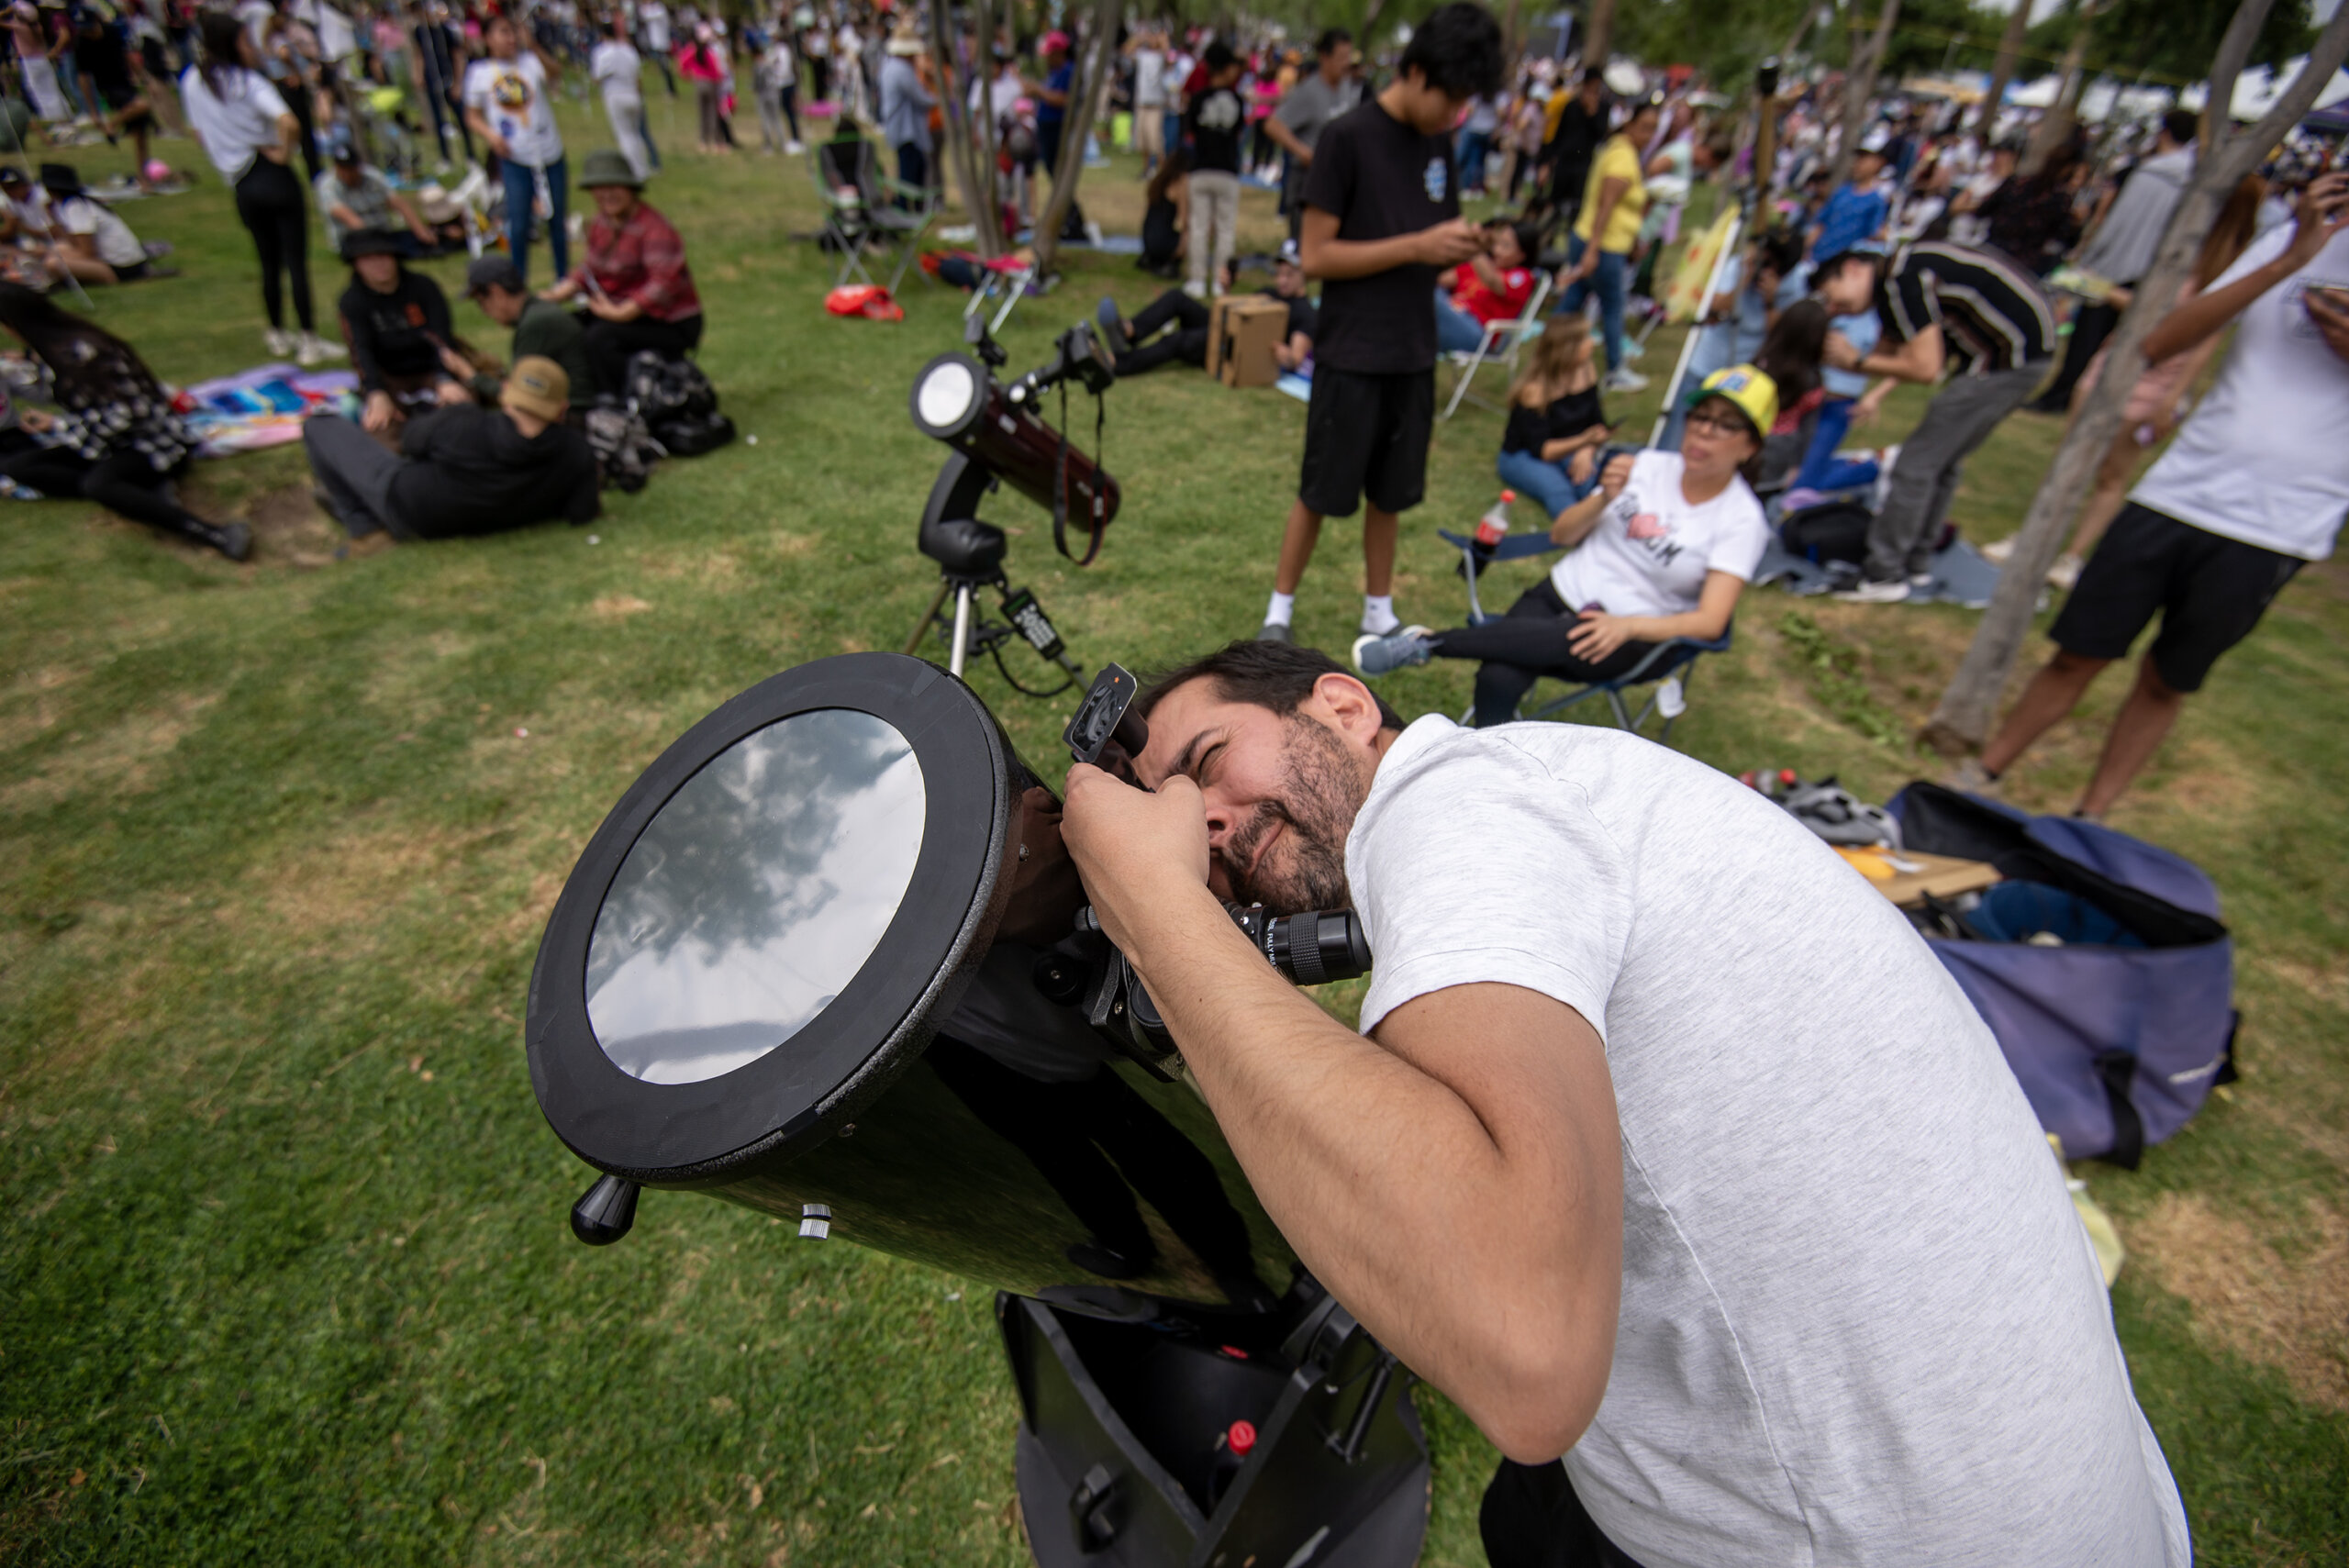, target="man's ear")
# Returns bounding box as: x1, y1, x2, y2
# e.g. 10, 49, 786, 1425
1308, 672, 1388, 750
